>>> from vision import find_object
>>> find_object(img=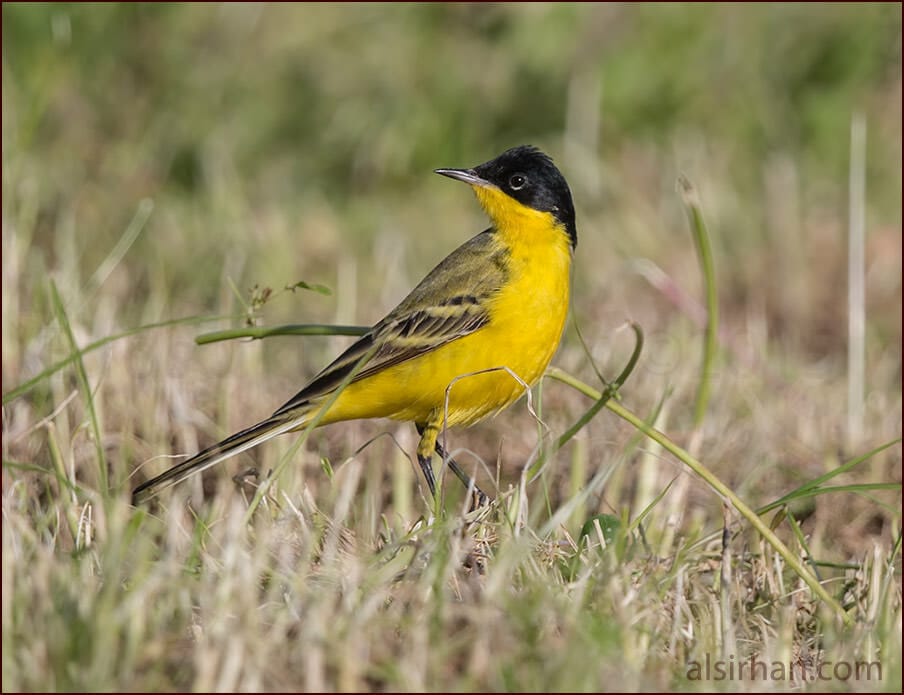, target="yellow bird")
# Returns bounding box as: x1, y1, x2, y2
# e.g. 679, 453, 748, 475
132, 145, 577, 506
